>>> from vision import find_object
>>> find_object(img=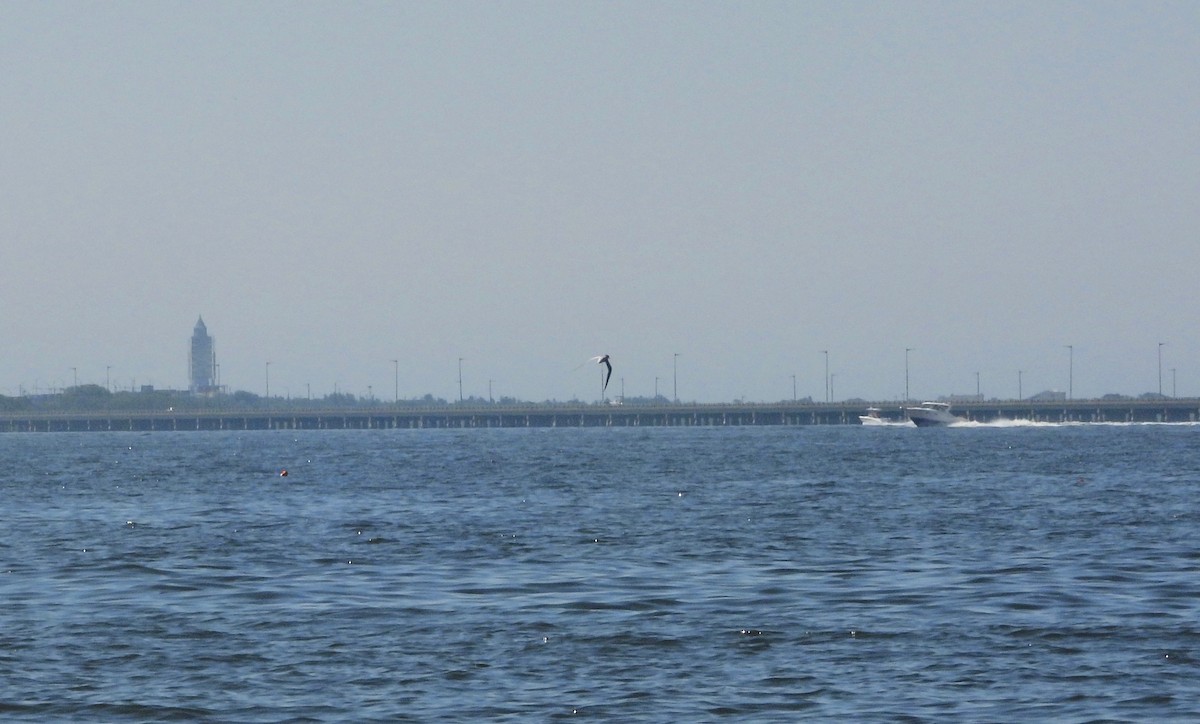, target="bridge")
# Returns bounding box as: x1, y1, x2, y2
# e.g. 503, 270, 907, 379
2, 398, 1198, 432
